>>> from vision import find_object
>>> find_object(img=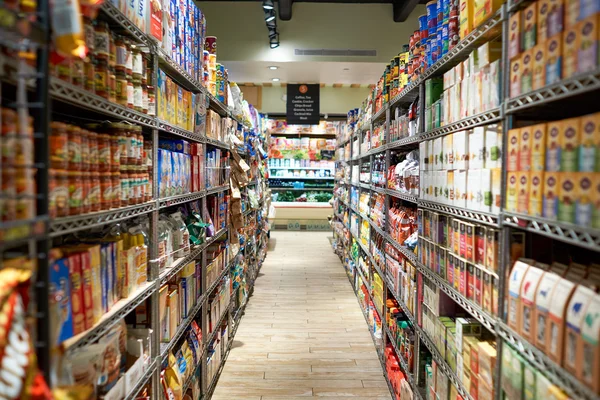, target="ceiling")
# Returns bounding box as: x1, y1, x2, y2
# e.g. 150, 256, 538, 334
224, 60, 386, 86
